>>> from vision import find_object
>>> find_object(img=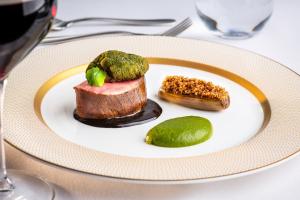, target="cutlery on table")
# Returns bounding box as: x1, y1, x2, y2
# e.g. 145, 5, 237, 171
42, 18, 193, 45
51, 17, 176, 31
